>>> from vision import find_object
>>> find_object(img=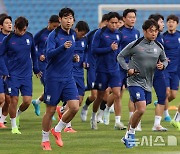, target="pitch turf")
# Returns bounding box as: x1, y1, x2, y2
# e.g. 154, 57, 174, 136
0, 77, 179, 154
